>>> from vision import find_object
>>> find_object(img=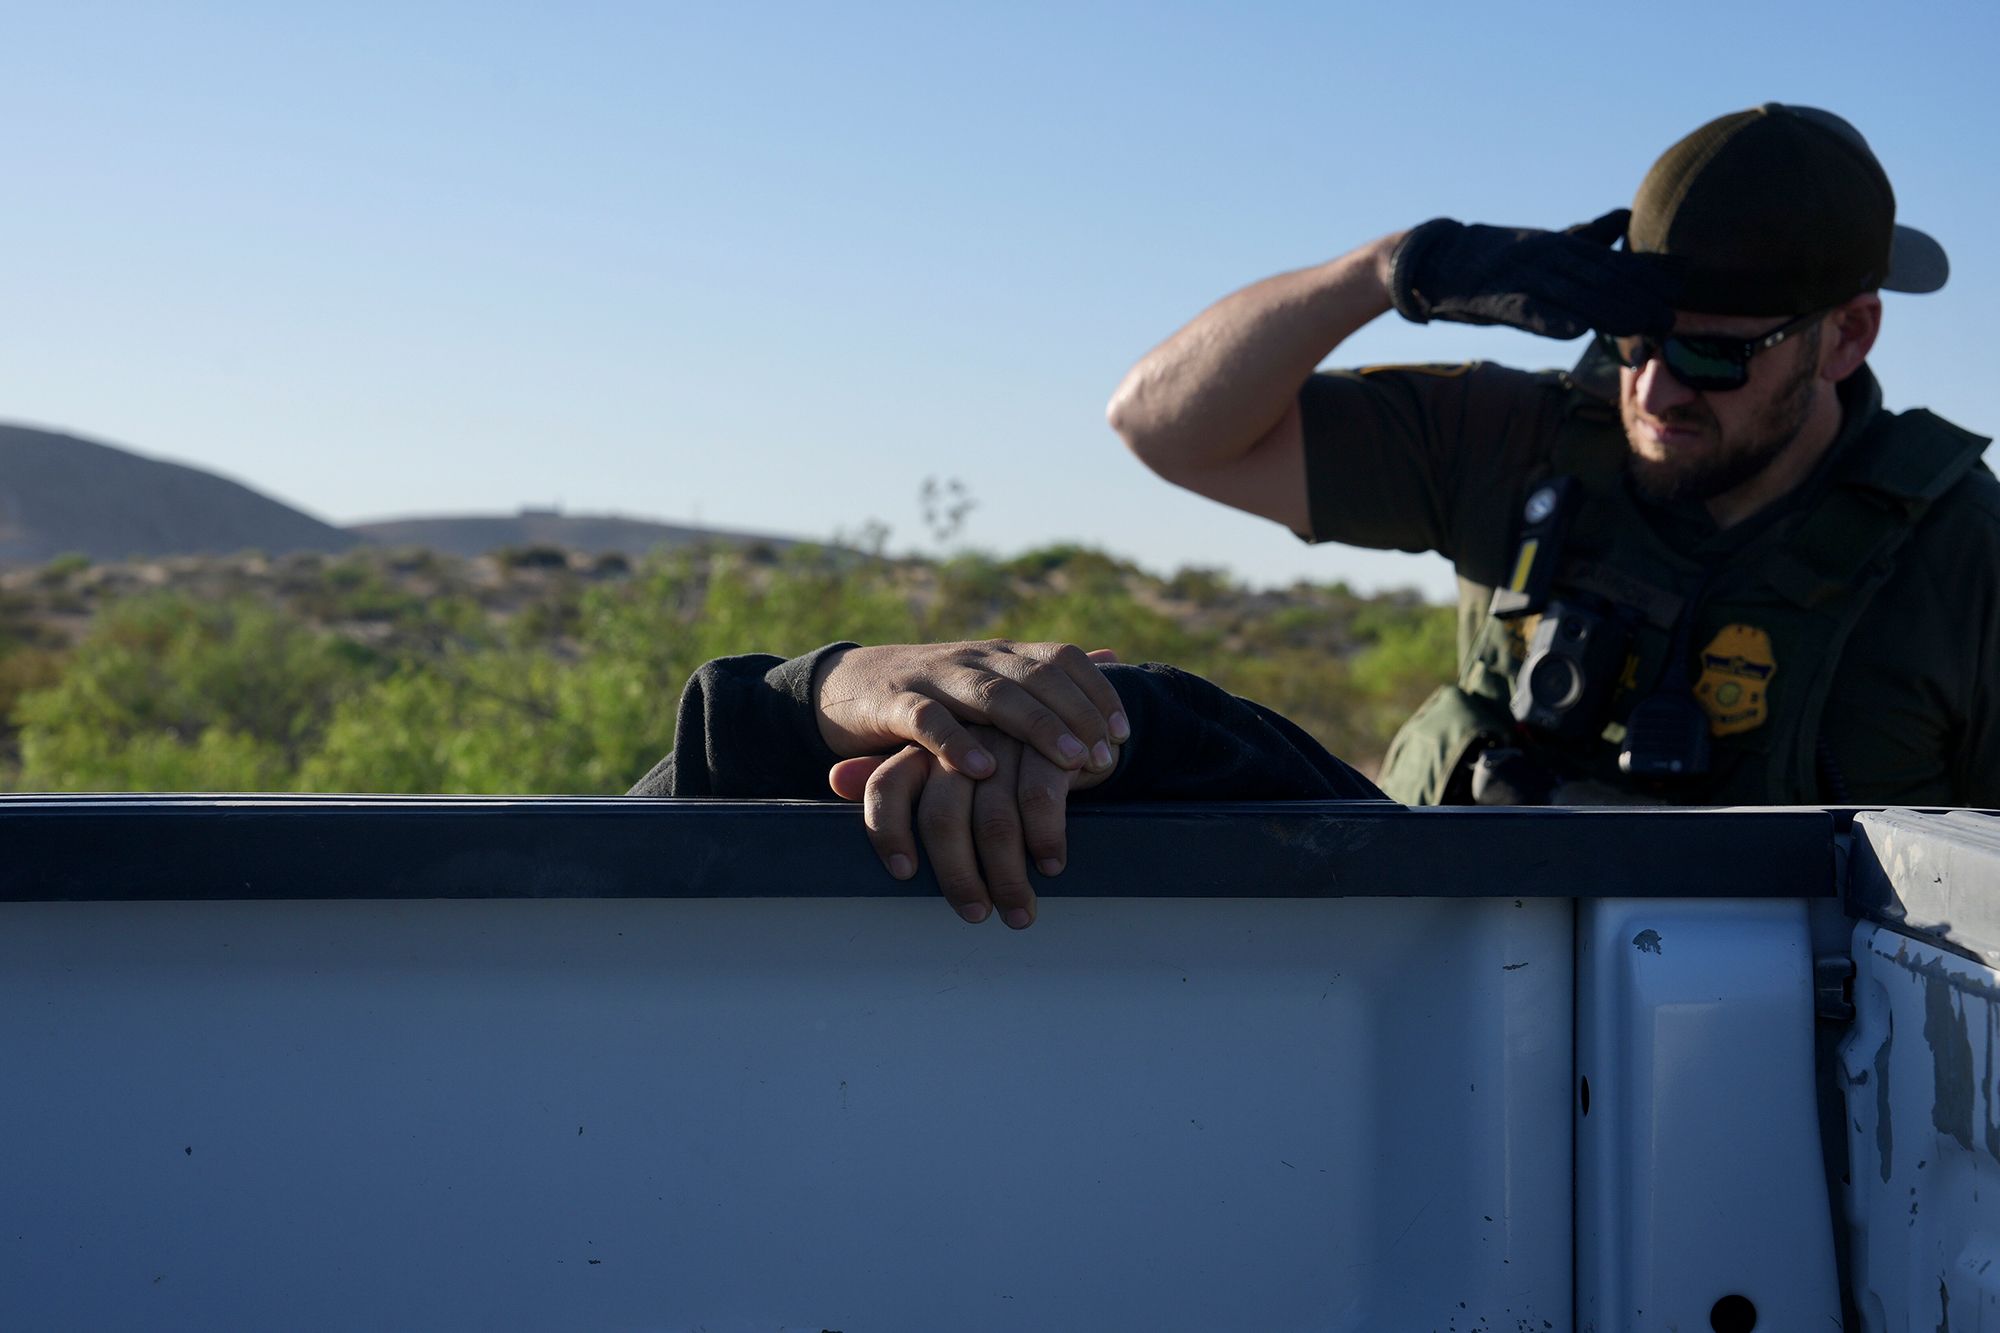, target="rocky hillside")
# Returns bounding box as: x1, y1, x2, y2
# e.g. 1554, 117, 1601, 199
0, 423, 361, 564
0, 422, 809, 567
